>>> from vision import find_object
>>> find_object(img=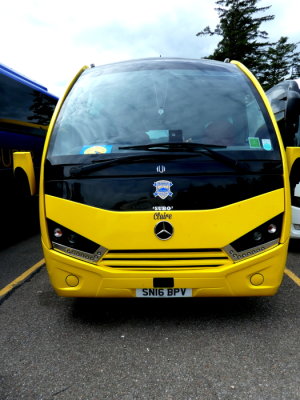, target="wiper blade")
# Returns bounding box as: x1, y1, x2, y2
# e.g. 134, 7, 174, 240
69, 142, 249, 177
120, 142, 248, 172
119, 142, 225, 151
69, 153, 199, 177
